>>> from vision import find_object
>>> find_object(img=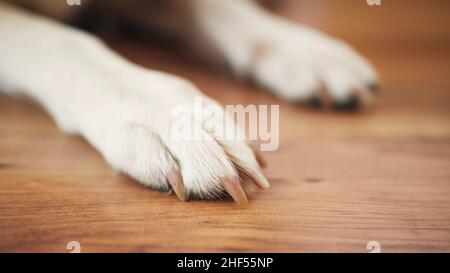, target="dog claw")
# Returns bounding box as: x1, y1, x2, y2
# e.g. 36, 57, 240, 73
167, 171, 187, 201
243, 168, 270, 189
335, 95, 360, 111
221, 178, 248, 204
246, 142, 268, 168
368, 82, 381, 94
253, 149, 267, 169
254, 151, 267, 169
306, 95, 324, 109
